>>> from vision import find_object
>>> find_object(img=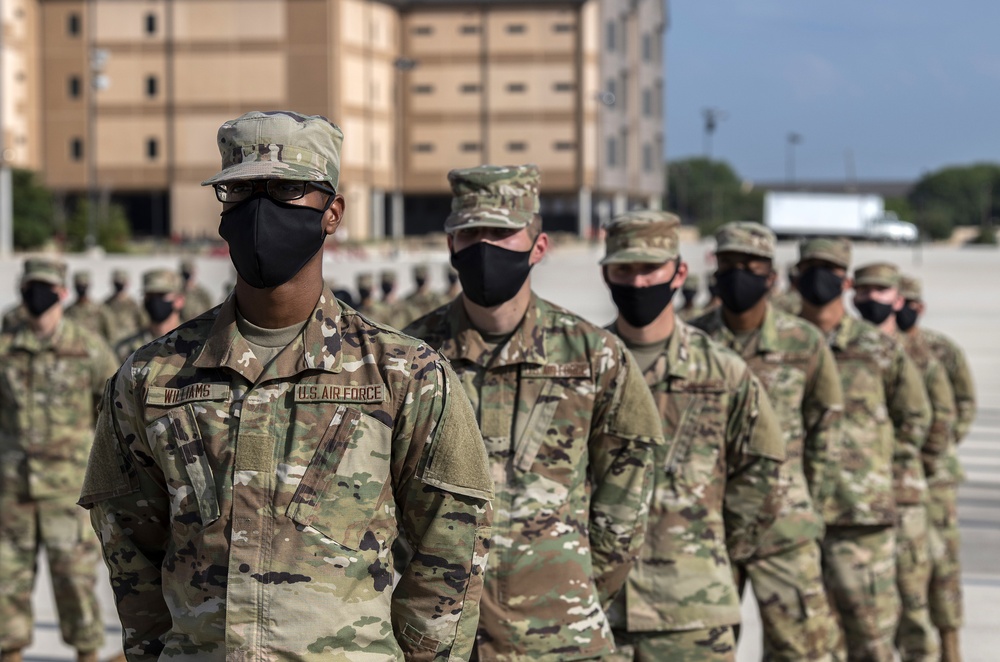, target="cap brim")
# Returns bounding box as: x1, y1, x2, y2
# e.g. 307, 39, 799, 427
444, 209, 534, 232
25, 275, 62, 286
201, 161, 329, 186
600, 248, 678, 265
800, 251, 849, 269
854, 277, 898, 288
716, 246, 774, 259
